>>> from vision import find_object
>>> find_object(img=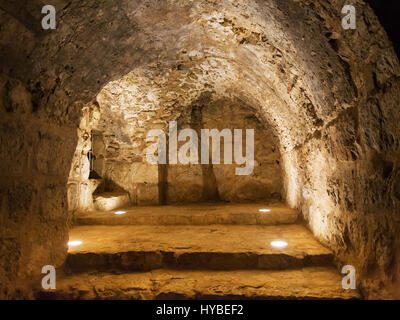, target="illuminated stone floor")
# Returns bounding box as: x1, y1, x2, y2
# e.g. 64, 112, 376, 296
75, 203, 299, 226
66, 224, 333, 271
36, 203, 360, 299
39, 268, 359, 300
